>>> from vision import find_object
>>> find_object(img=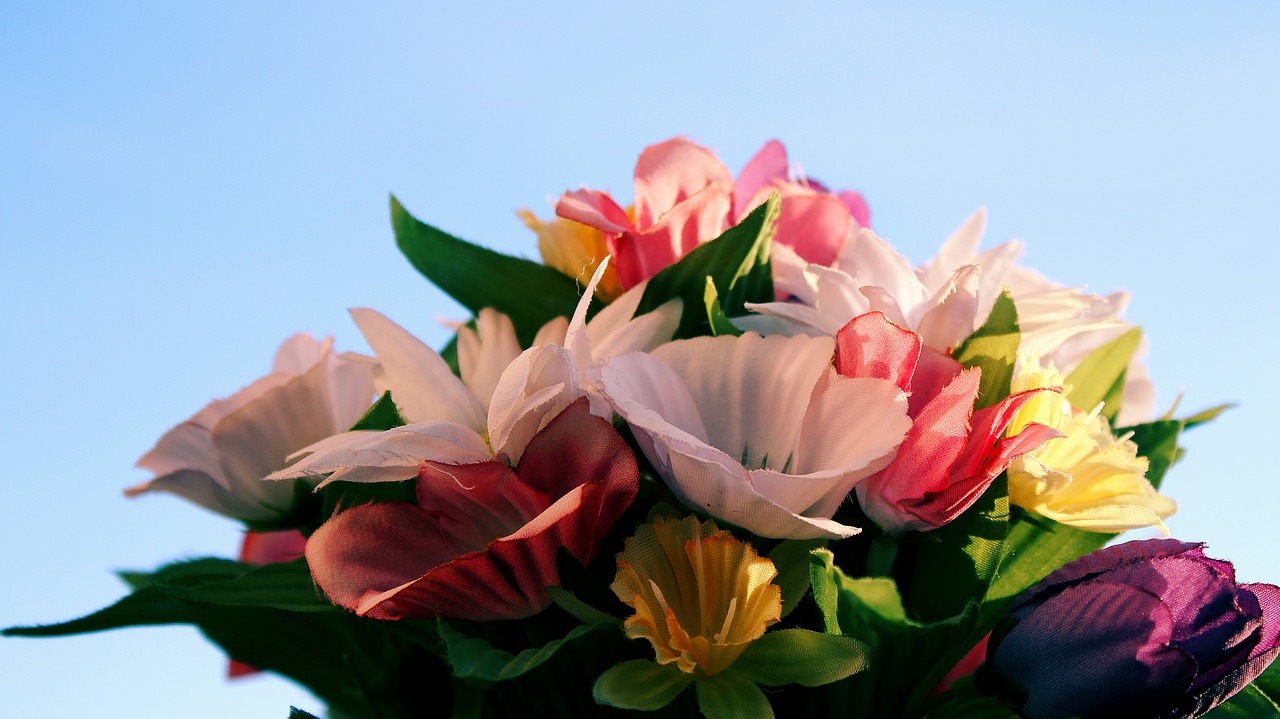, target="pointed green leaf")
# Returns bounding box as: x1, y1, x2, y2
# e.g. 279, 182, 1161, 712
906, 474, 1010, 623
952, 290, 1020, 410
636, 193, 777, 339
437, 619, 614, 683
696, 673, 774, 719
1256, 661, 1280, 705
1183, 403, 1235, 431
1116, 419, 1183, 490
289, 709, 322, 719
1203, 684, 1280, 718
767, 538, 825, 618
704, 276, 743, 337
349, 391, 405, 431
545, 587, 619, 627
592, 659, 693, 711
391, 195, 593, 346
1064, 327, 1142, 421
734, 629, 869, 687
